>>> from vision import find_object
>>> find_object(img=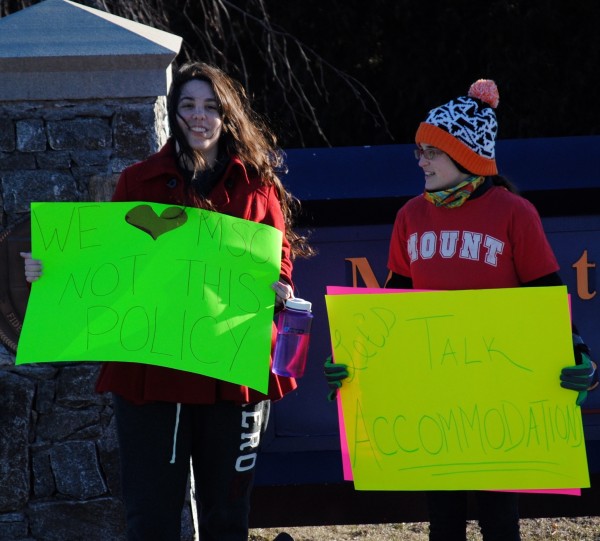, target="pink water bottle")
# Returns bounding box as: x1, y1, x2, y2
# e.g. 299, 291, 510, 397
272, 298, 313, 378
